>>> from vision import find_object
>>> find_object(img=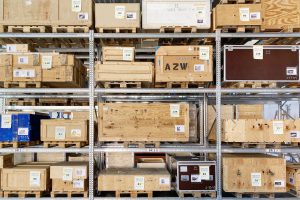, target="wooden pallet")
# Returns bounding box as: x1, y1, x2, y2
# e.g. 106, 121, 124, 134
225, 82, 277, 88
52, 26, 89, 33
177, 191, 216, 198
102, 81, 142, 88
7, 26, 47, 33
115, 191, 153, 198
287, 184, 300, 198
51, 191, 88, 198
6, 98, 37, 106
220, 0, 260, 3
155, 82, 206, 88
4, 82, 42, 88
0, 141, 40, 148
43, 141, 87, 148
3, 191, 44, 198
122, 141, 161, 148
221, 26, 260, 33
227, 142, 283, 149
234, 192, 275, 198
96, 27, 137, 33
160, 26, 197, 33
